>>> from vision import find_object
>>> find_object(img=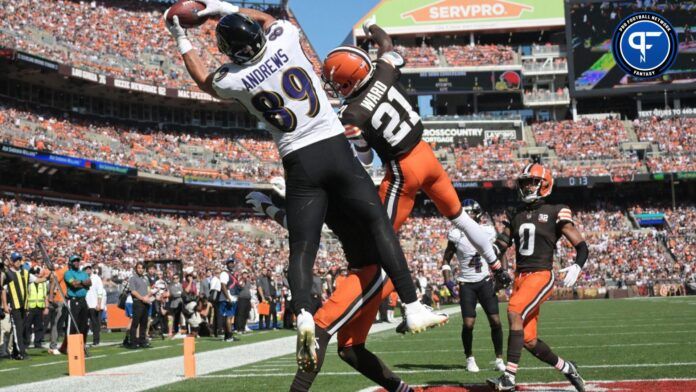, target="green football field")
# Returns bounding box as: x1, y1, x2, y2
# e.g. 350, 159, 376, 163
3, 297, 696, 391
156, 296, 696, 391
